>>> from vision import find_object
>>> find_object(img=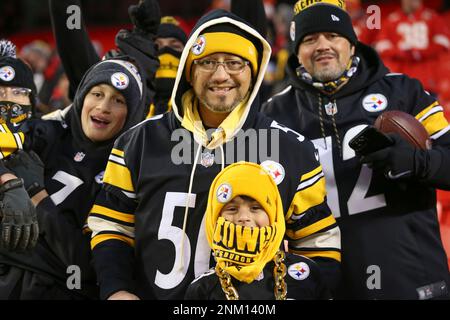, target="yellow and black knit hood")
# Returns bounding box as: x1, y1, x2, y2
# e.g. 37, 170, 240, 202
170, 9, 271, 147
